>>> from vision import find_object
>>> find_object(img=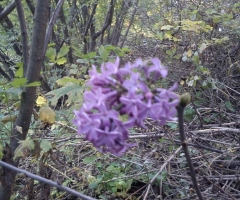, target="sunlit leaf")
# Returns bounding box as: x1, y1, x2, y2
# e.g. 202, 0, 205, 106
36, 95, 48, 107
55, 57, 66, 65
